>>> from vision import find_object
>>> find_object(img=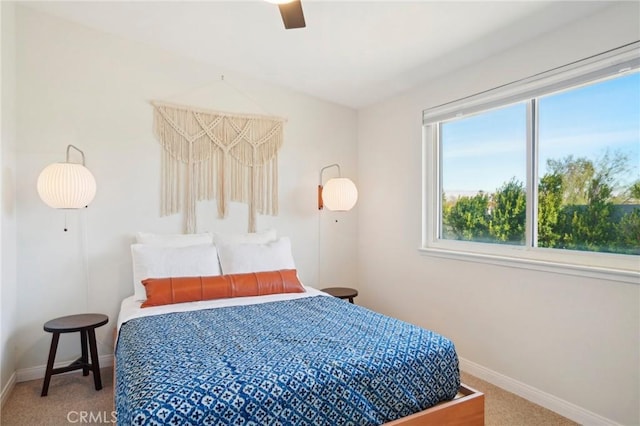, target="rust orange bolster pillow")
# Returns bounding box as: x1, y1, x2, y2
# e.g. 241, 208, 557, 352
141, 269, 305, 308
